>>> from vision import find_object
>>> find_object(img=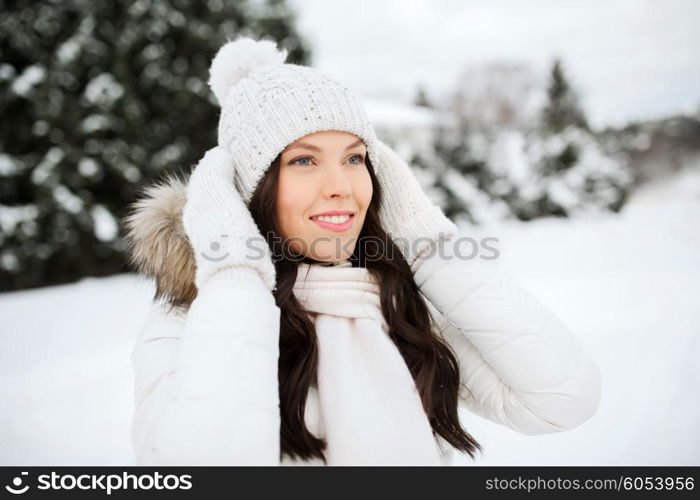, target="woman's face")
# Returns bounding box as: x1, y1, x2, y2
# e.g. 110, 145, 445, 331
276, 130, 373, 263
